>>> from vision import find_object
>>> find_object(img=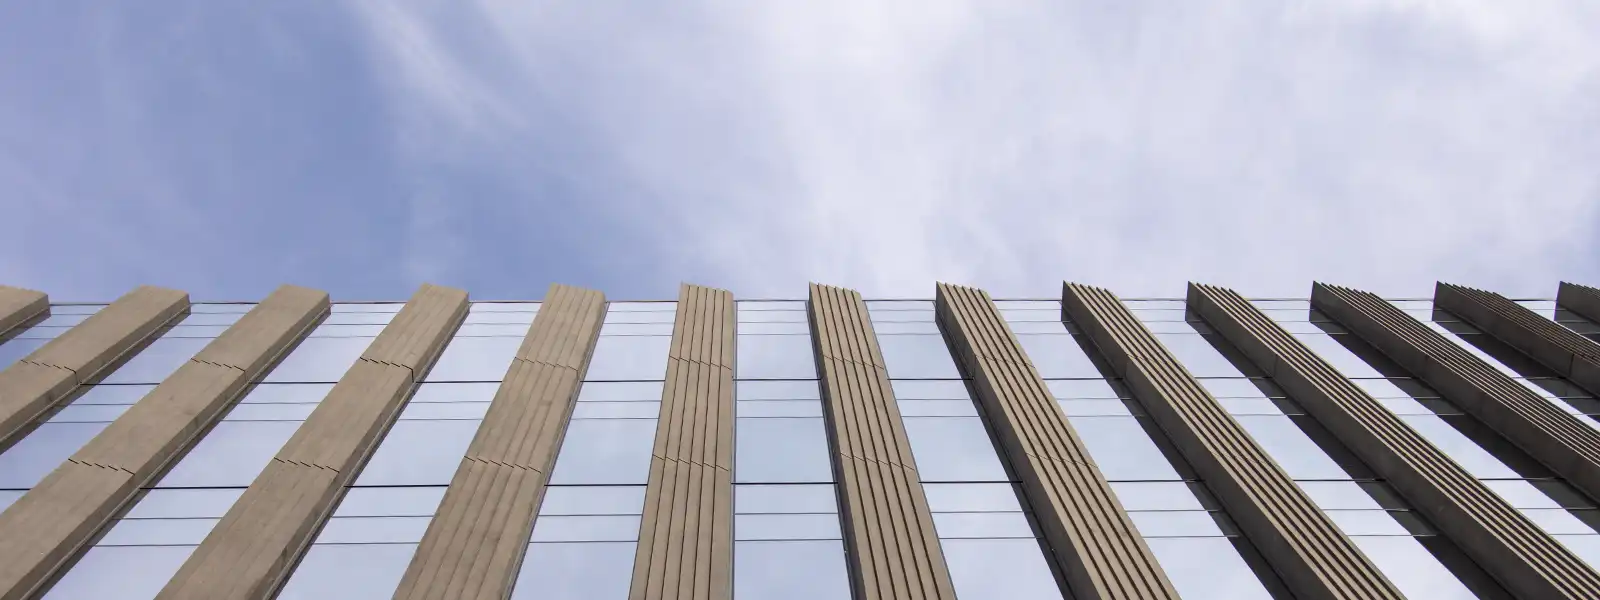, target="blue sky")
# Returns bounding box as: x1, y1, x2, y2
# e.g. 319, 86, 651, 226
2, 1, 1596, 302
